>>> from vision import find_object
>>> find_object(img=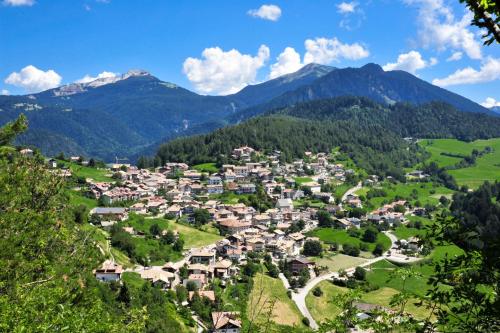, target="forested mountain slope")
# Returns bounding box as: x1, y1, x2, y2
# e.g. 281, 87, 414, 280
229, 64, 491, 122
155, 97, 500, 178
